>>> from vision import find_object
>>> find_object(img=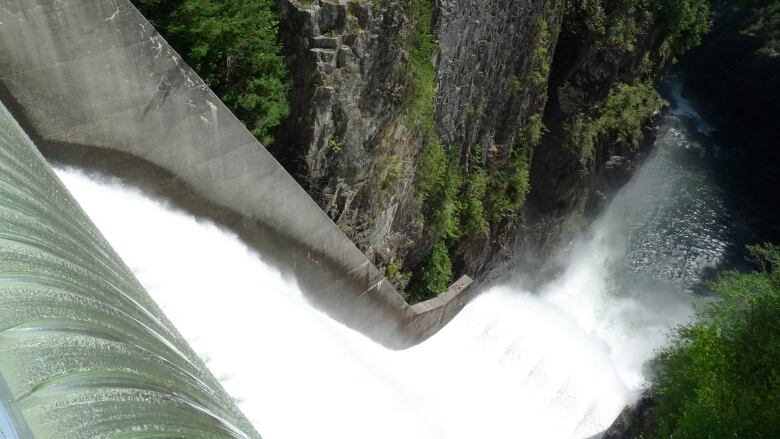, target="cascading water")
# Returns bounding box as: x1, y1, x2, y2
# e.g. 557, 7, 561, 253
54, 78, 733, 438
0, 102, 259, 438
